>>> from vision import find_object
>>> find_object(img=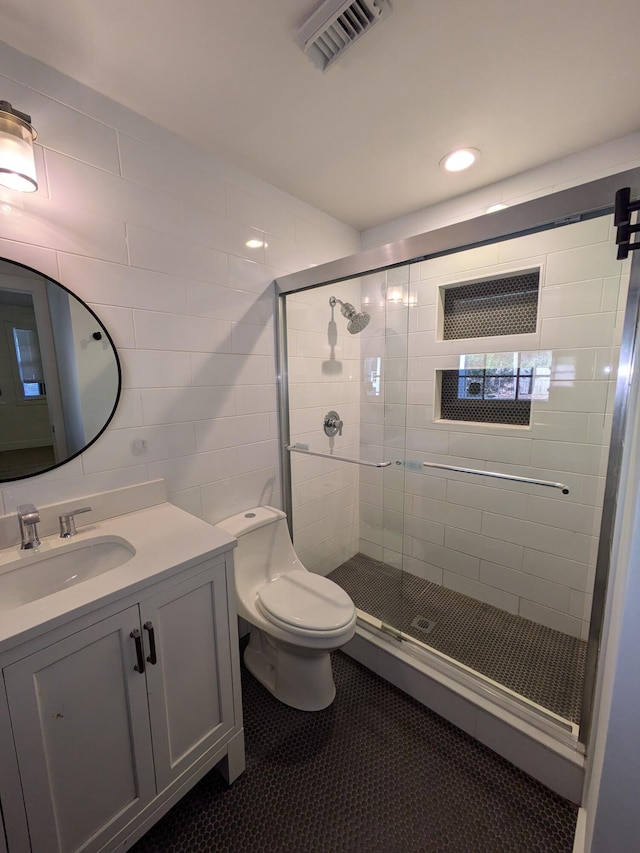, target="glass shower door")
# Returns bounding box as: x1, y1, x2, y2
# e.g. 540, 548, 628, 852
281, 201, 631, 737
